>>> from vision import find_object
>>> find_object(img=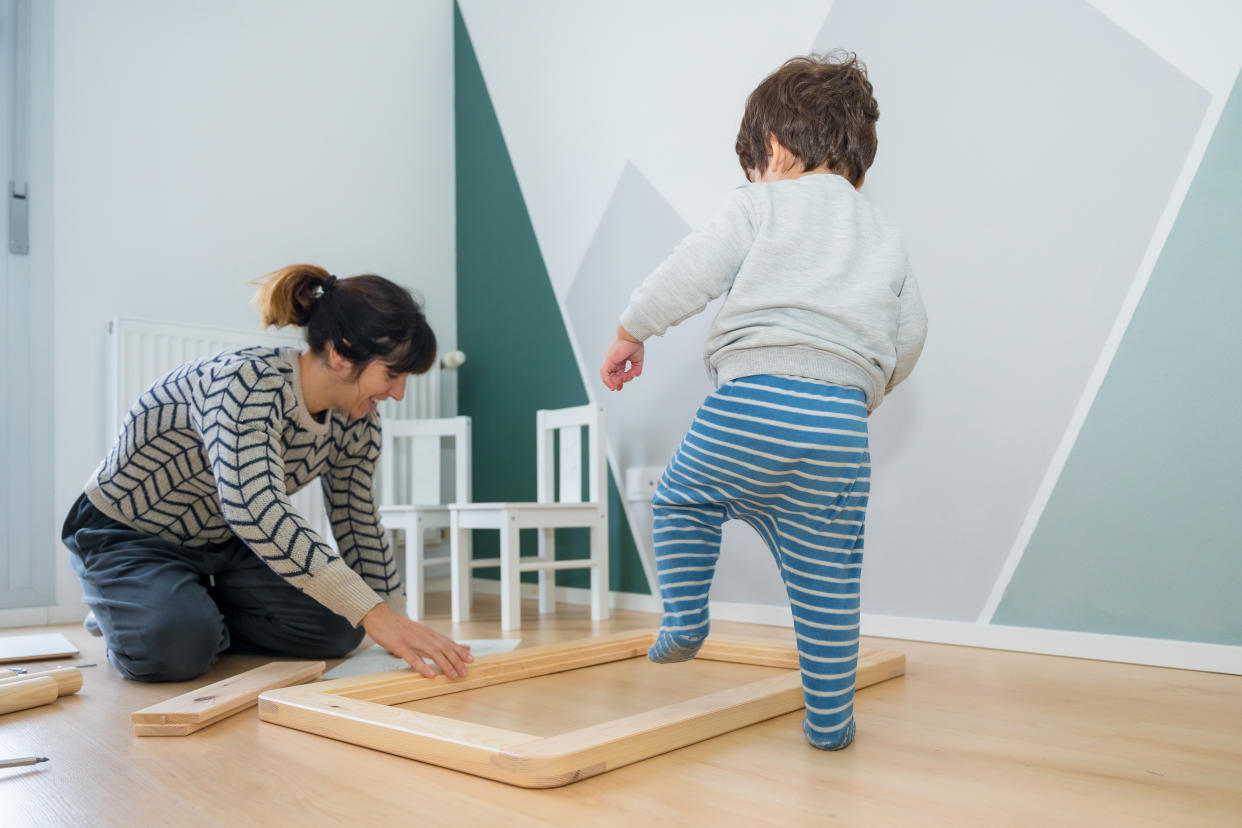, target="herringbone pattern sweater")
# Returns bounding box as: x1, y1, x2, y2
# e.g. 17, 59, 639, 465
85, 346, 398, 625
